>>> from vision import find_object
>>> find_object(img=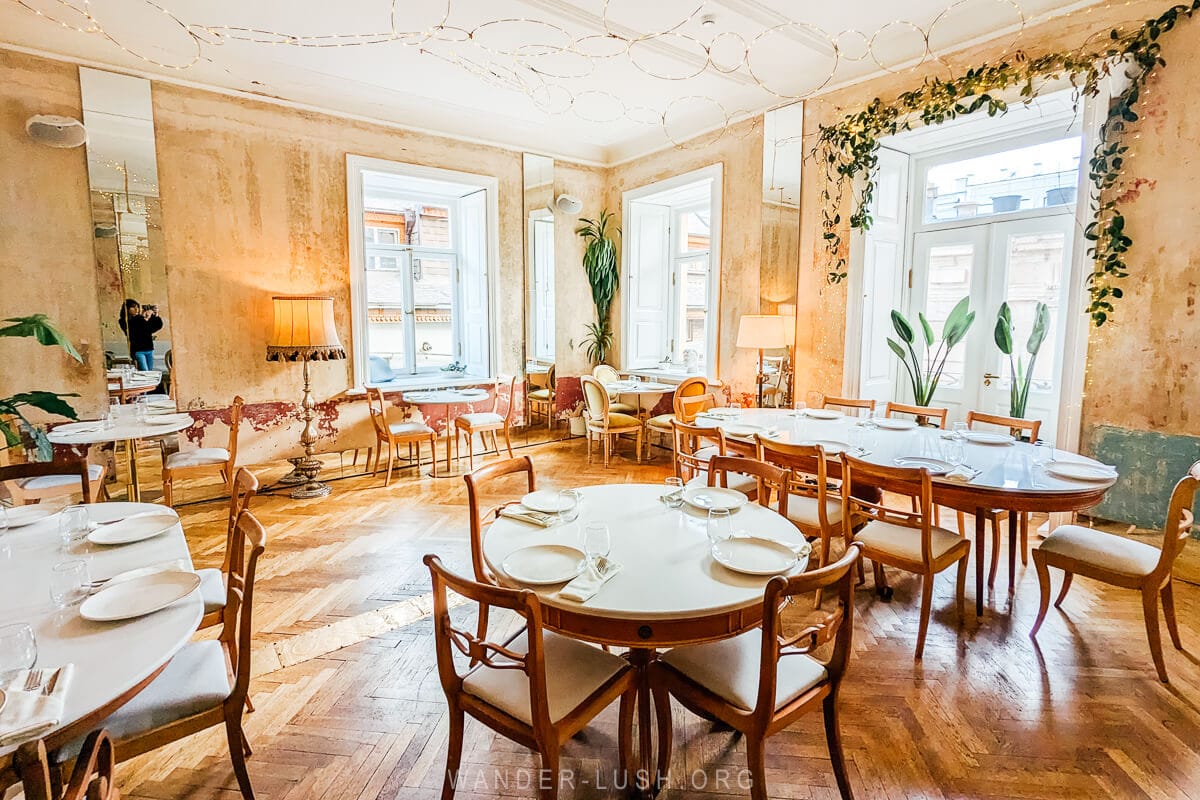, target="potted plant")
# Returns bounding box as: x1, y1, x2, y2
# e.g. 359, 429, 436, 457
576, 210, 619, 366
993, 301, 1050, 424
887, 297, 975, 414
0, 315, 83, 460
